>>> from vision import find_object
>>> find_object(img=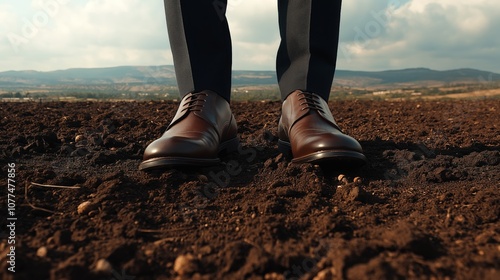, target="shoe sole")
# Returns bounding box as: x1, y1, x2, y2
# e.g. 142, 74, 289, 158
138, 137, 240, 172
278, 140, 367, 168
